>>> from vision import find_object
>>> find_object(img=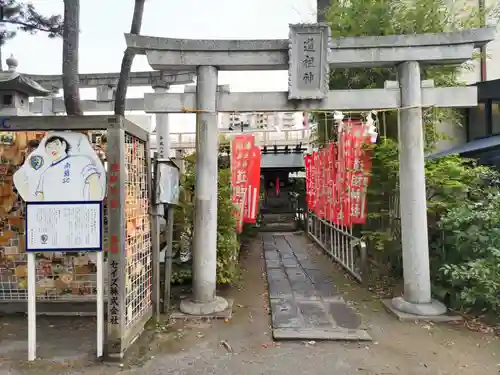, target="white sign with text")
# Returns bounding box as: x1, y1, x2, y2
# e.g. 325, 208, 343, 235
26, 202, 102, 251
